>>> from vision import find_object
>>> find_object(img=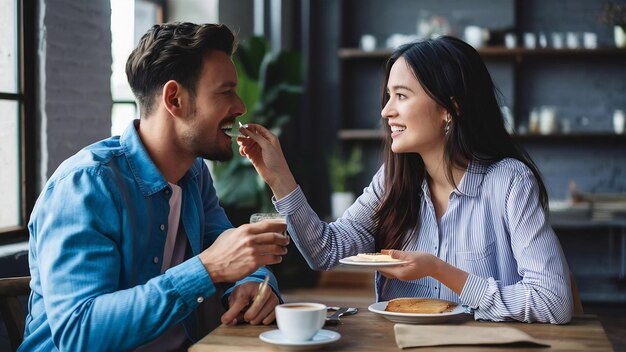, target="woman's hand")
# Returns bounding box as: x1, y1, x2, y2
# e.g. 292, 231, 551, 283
378, 250, 469, 295
237, 123, 297, 199
376, 250, 438, 281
